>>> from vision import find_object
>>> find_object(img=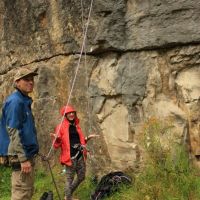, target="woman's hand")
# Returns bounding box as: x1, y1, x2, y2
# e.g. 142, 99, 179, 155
50, 133, 56, 139
86, 134, 99, 142
50, 133, 61, 143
